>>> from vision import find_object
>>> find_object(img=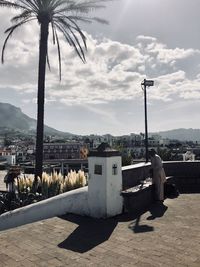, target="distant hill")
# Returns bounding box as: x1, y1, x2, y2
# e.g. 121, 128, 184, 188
152, 128, 200, 142
0, 102, 72, 137
1, 102, 200, 141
